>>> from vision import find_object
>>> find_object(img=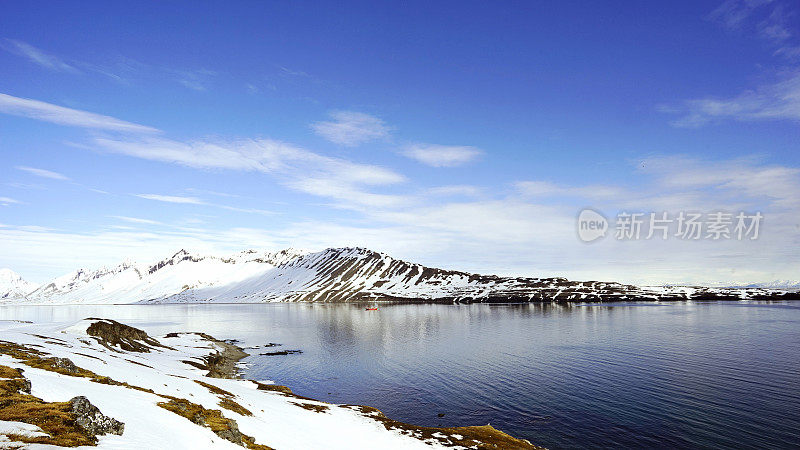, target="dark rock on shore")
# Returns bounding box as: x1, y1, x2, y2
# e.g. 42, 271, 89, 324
259, 350, 302, 356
